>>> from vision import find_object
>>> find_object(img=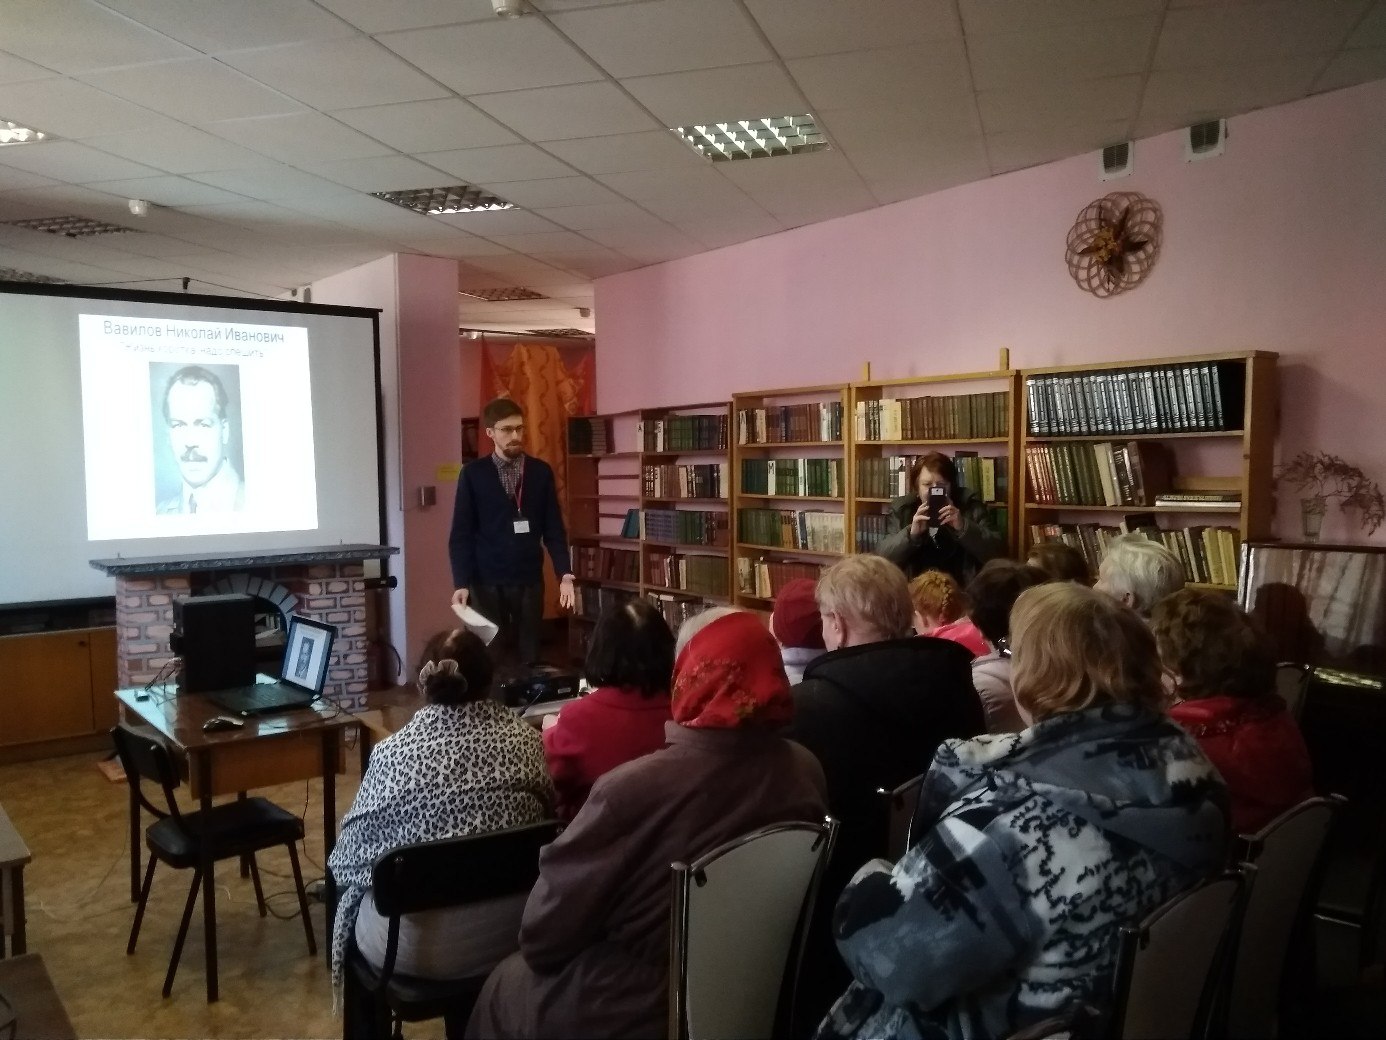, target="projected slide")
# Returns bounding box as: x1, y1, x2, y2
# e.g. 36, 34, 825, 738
79, 314, 318, 540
